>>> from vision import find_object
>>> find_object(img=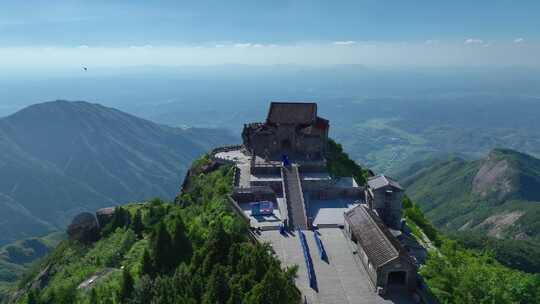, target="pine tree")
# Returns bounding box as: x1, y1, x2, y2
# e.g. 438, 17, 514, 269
120, 268, 135, 303
131, 275, 154, 304
89, 288, 98, 304
172, 218, 192, 265
203, 266, 229, 304
152, 222, 174, 273
26, 290, 38, 304
132, 209, 144, 238
140, 248, 155, 277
